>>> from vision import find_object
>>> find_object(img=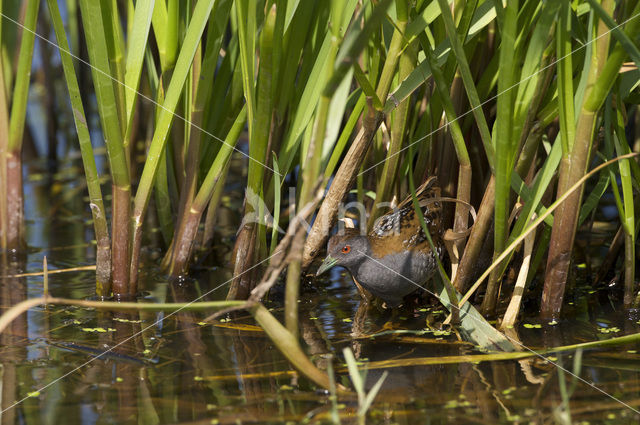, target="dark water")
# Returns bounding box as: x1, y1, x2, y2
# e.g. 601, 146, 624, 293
1, 159, 639, 425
